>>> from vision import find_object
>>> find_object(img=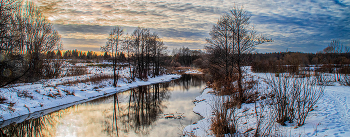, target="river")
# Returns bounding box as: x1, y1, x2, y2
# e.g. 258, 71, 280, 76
0, 74, 205, 137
